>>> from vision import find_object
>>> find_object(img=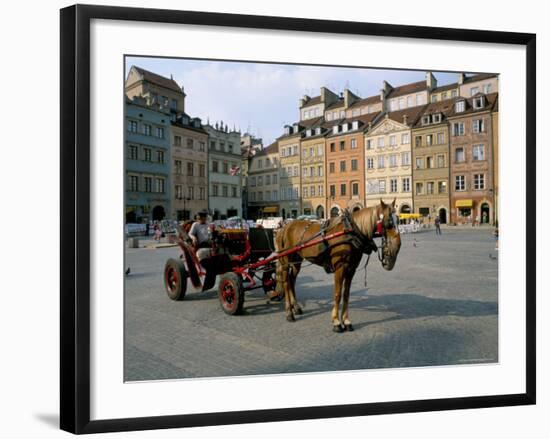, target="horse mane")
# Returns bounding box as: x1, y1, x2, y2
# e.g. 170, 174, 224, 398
352, 206, 379, 239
